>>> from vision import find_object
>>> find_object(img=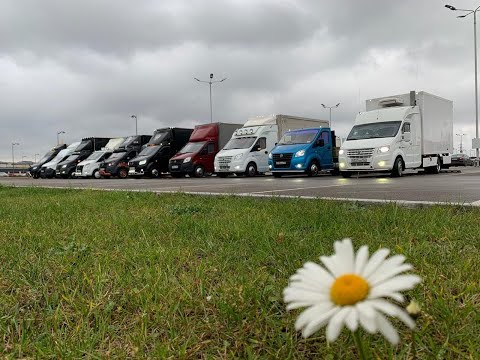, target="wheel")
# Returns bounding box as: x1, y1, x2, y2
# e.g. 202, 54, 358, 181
92, 170, 101, 179
193, 165, 205, 178
245, 162, 257, 177
217, 173, 229, 178
118, 168, 128, 179
150, 168, 160, 178
391, 157, 404, 177
307, 161, 320, 177
427, 157, 441, 174
69, 170, 76, 179
341, 172, 353, 178
171, 173, 184, 178
273, 173, 283, 178
32, 173, 39, 179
